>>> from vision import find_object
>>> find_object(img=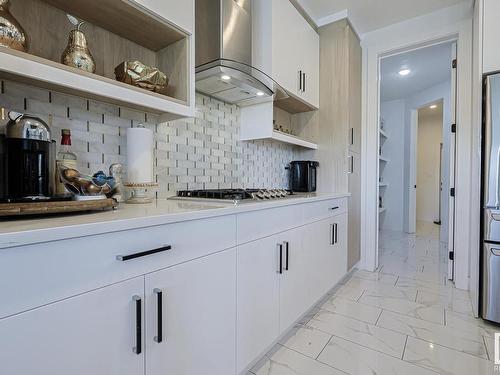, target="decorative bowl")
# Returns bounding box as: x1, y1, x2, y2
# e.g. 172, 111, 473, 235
59, 167, 116, 198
